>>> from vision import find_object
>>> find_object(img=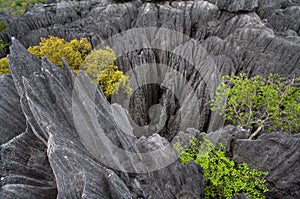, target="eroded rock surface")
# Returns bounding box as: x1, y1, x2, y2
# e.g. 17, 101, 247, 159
0, 128, 57, 199
233, 133, 300, 199
216, 0, 258, 12
5, 0, 300, 135
0, 75, 26, 144
1, 0, 300, 198
1, 39, 205, 199
256, 0, 300, 35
